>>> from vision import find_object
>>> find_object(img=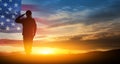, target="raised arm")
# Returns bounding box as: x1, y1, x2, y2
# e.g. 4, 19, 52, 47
15, 14, 25, 23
